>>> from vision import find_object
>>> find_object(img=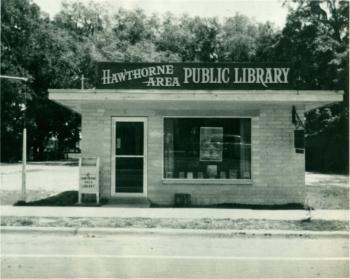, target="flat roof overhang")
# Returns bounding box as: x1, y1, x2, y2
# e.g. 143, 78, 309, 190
49, 89, 344, 114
